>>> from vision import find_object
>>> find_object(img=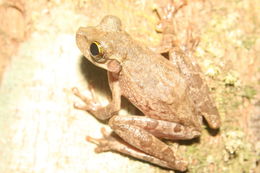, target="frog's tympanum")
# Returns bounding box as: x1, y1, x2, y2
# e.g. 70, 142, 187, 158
74, 7, 220, 171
